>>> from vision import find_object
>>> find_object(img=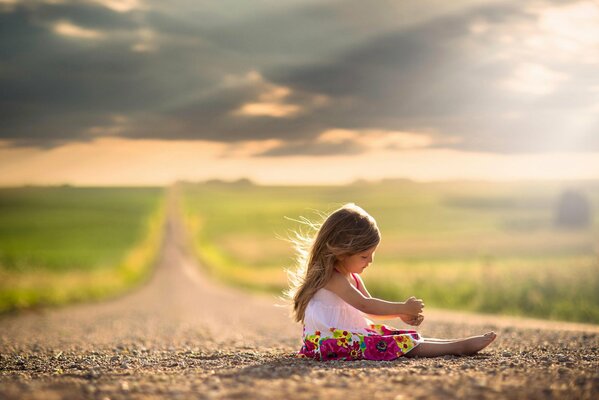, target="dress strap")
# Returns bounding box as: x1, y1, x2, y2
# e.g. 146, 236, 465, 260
351, 273, 361, 290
